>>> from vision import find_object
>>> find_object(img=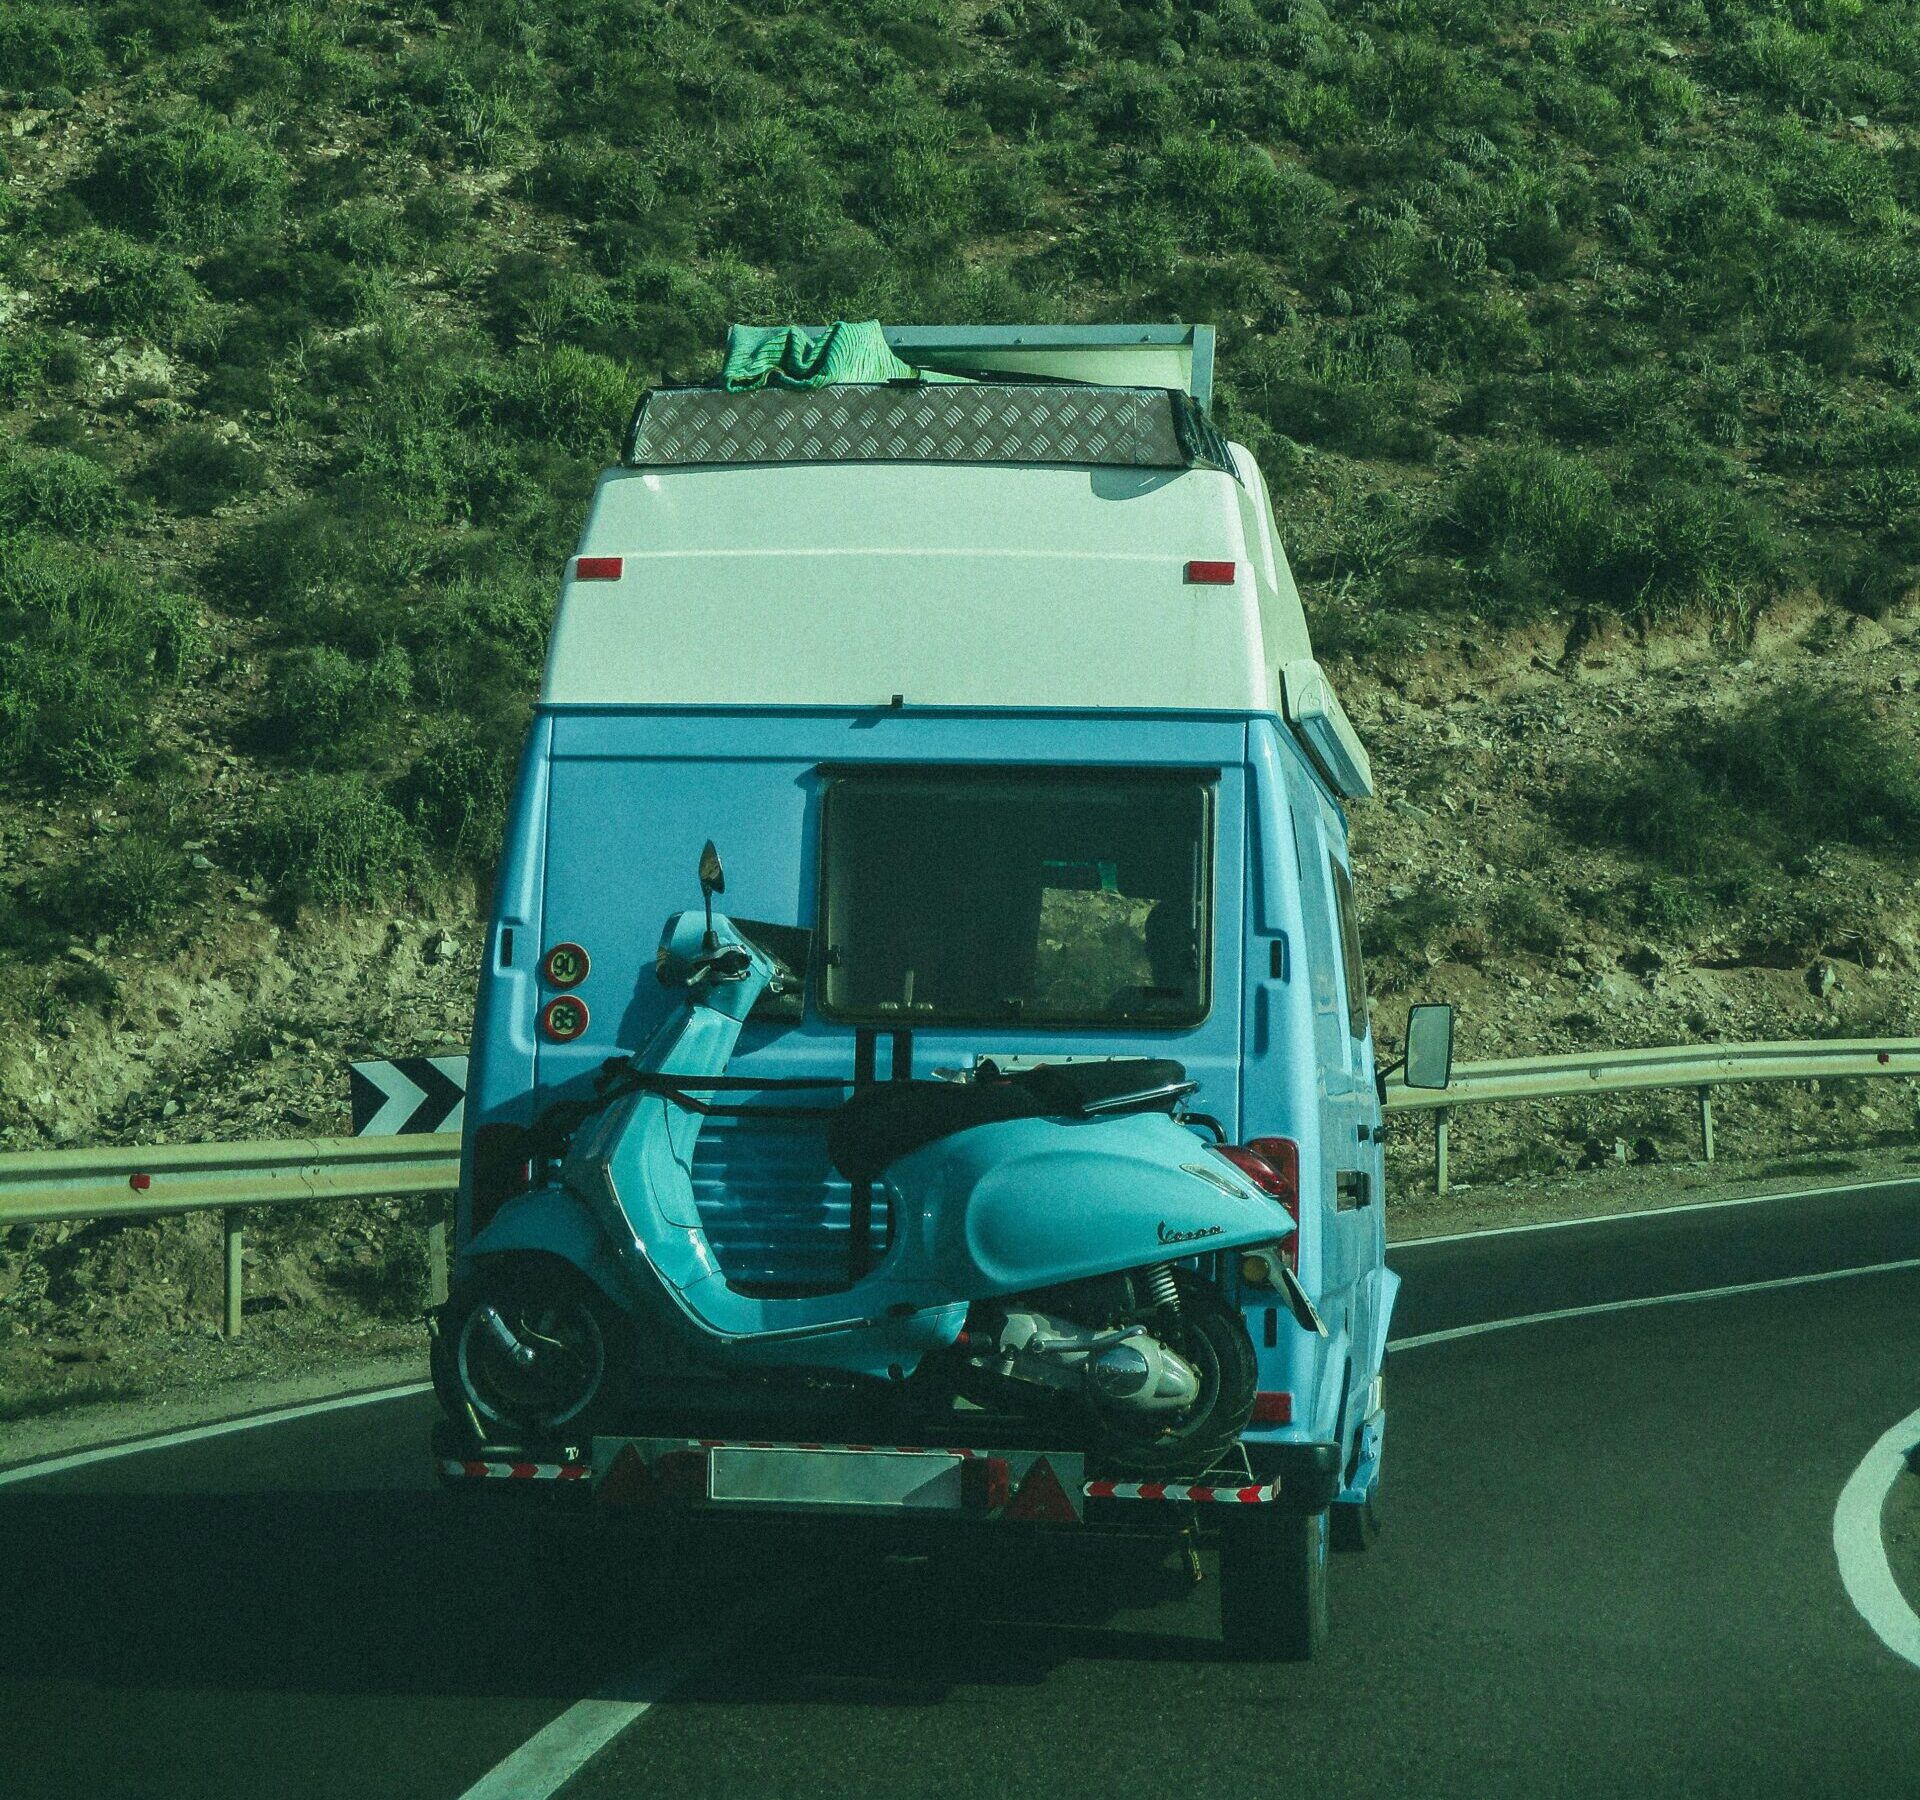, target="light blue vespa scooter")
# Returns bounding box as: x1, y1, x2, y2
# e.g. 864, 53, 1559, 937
434, 847, 1301, 1473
